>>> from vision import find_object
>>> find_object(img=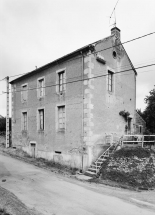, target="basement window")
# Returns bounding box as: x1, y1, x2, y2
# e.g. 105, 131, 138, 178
55, 151, 62, 154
